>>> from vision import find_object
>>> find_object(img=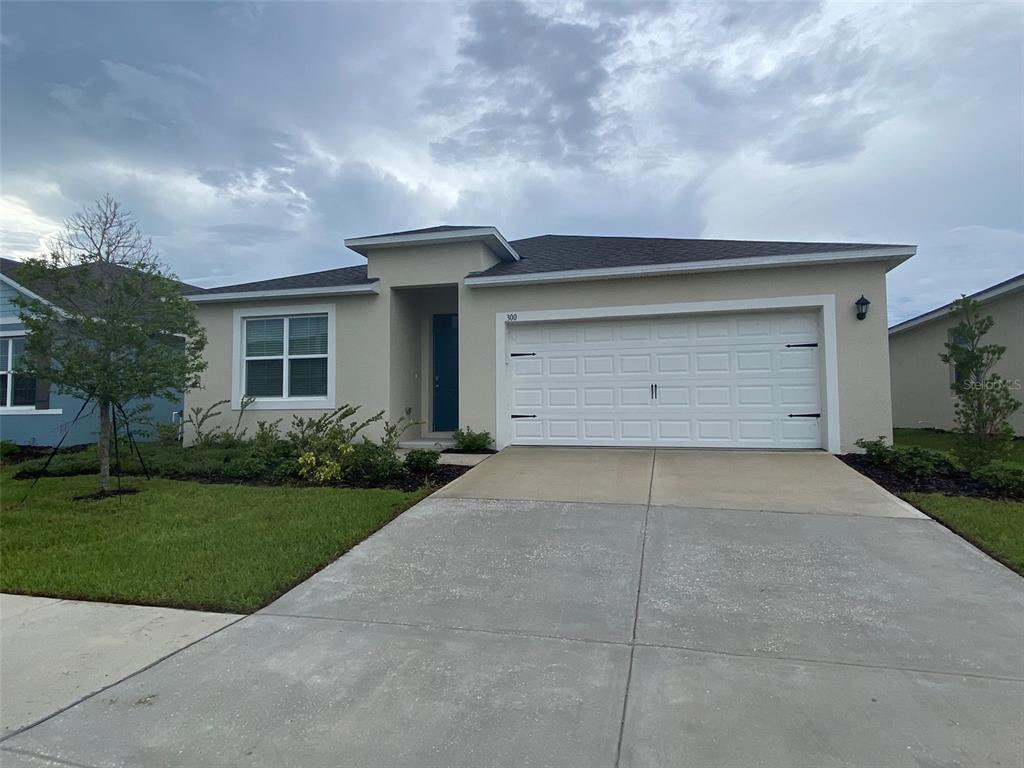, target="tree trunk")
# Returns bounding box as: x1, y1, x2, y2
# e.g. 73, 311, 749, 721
98, 400, 111, 494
